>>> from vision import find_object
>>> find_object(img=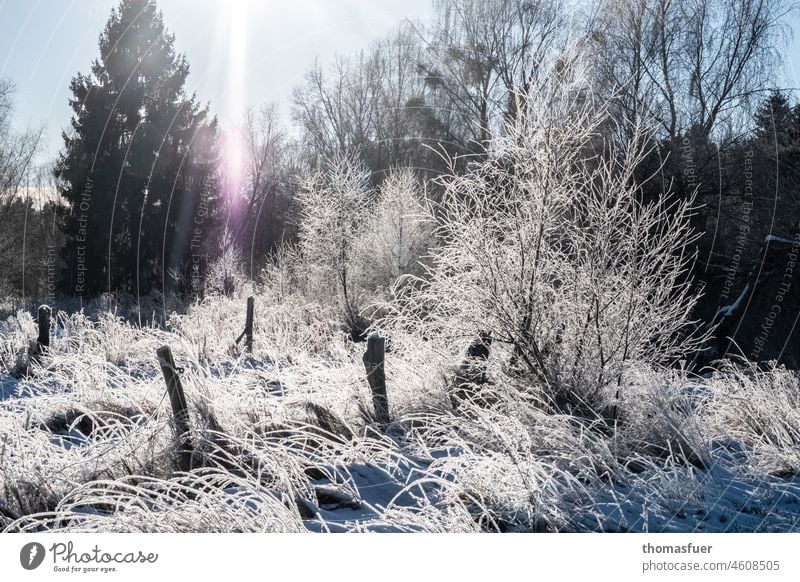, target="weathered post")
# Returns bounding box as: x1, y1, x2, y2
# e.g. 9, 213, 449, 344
37, 305, 51, 353
156, 346, 193, 471
362, 332, 389, 424
244, 296, 254, 353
